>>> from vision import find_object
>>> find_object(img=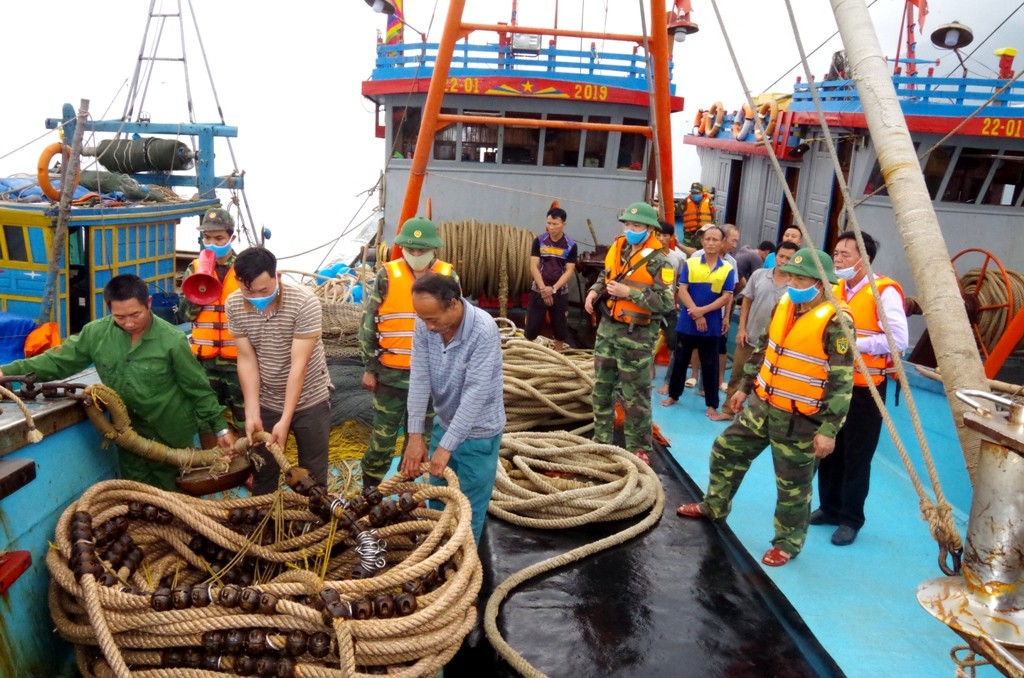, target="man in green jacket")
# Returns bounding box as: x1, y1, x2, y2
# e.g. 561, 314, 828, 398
0, 274, 236, 491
